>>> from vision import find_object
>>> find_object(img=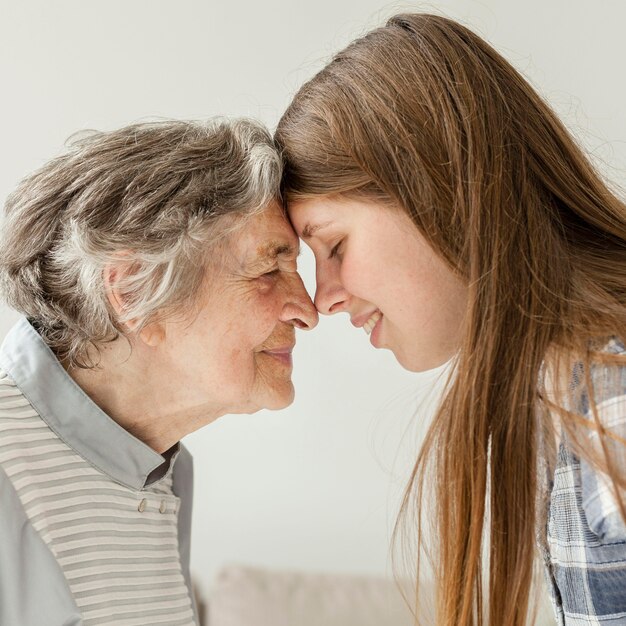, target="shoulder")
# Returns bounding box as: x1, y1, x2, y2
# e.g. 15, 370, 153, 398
0, 463, 82, 625
543, 339, 626, 620
589, 337, 626, 403
578, 337, 626, 541
0, 374, 80, 624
